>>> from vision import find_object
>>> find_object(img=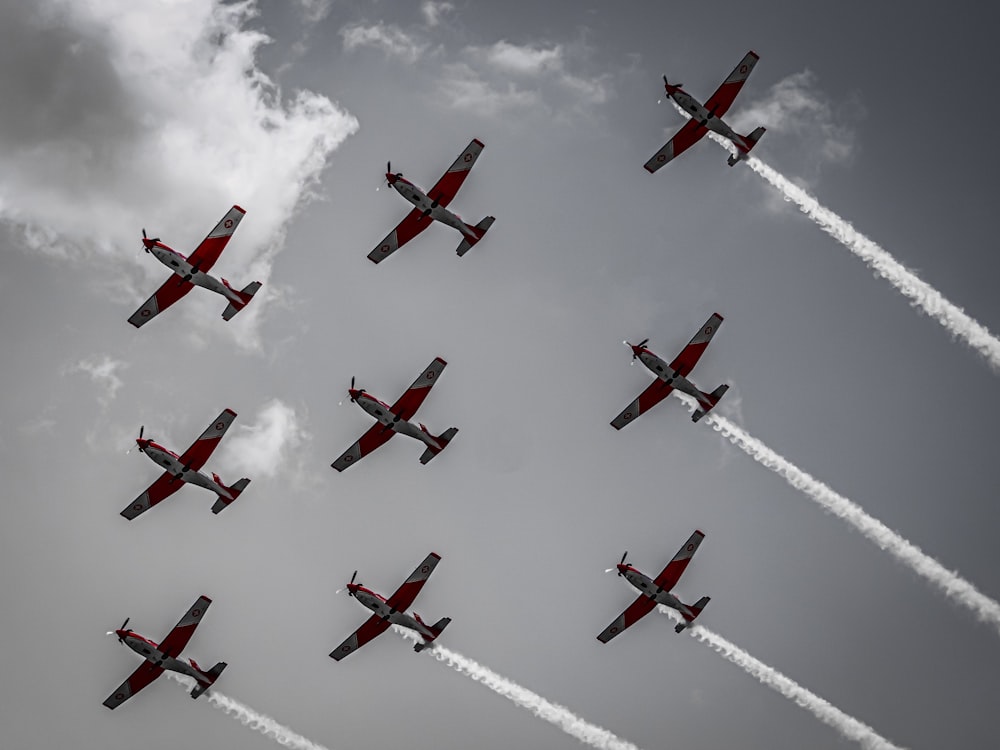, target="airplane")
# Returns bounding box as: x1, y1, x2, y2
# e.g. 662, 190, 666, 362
128, 205, 262, 327
121, 408, 251, 520
368, 138, 496, 263
597, 531, 711, 642
331, 357, 458, 471
611, 313, 729, 429
644, 51, 766, 172
103, 595, 227, 709
330, 552, 451, 661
